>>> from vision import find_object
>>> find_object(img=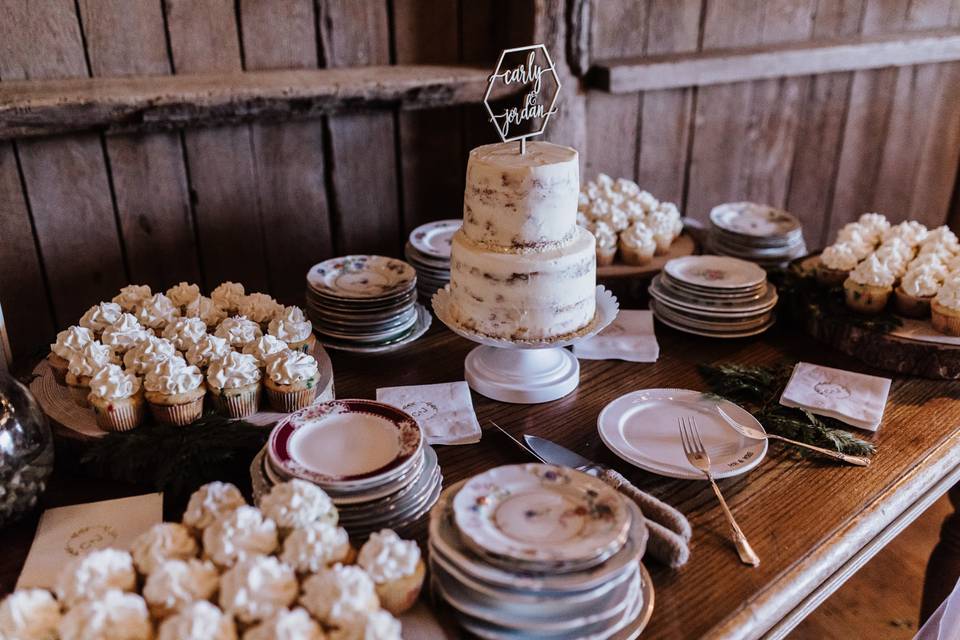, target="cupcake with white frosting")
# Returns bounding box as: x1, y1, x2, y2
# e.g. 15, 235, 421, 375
299, 564, 379, 628
264, 349, 321, 412
242, 335, 288, 369
79, 301, 123, 337
143, 357, 206, 426
932, 276, 960, 336
268, 306, 315, 353
816, 243, 859, 287
619, 222, 656, 266
65, 341, 118, 407
238, 293, 283, 328
123, 336, 178, 376
883, 220, 929, 247
646, 205, 683, 255
207, 351, 262, 418
112, 284, 152, 313
211, 282, 246, 314
58, 590, 152, 640
0, 588, 60, 640
48, 325, 94, 383
835, 223, 876, 258
260, 479, 338, 535
357, 529, 425, 615
101, 313, 152, 353
589, 221, 618, 266
328, 609, 402, 640
185, 295, 229, 329
183, 481, 247, 534
88, 363, 145, 431
137, 293, 181, 336
162, 316, 208, 351
895, 266, 942, 318
243, 607, 325, 640
157, 601, 237, 640
166, 281, 201, 310
54, 548, 136, 608
131, 522, 199, 576
219, 555, 297, 624
858, 212, 890, 237
143, 558, 219, 619
843, 253, 896, 314
281, 522, 354, 574
202, 506, 278, 568
215, 316, 263, 349
186, 334, 233, 370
